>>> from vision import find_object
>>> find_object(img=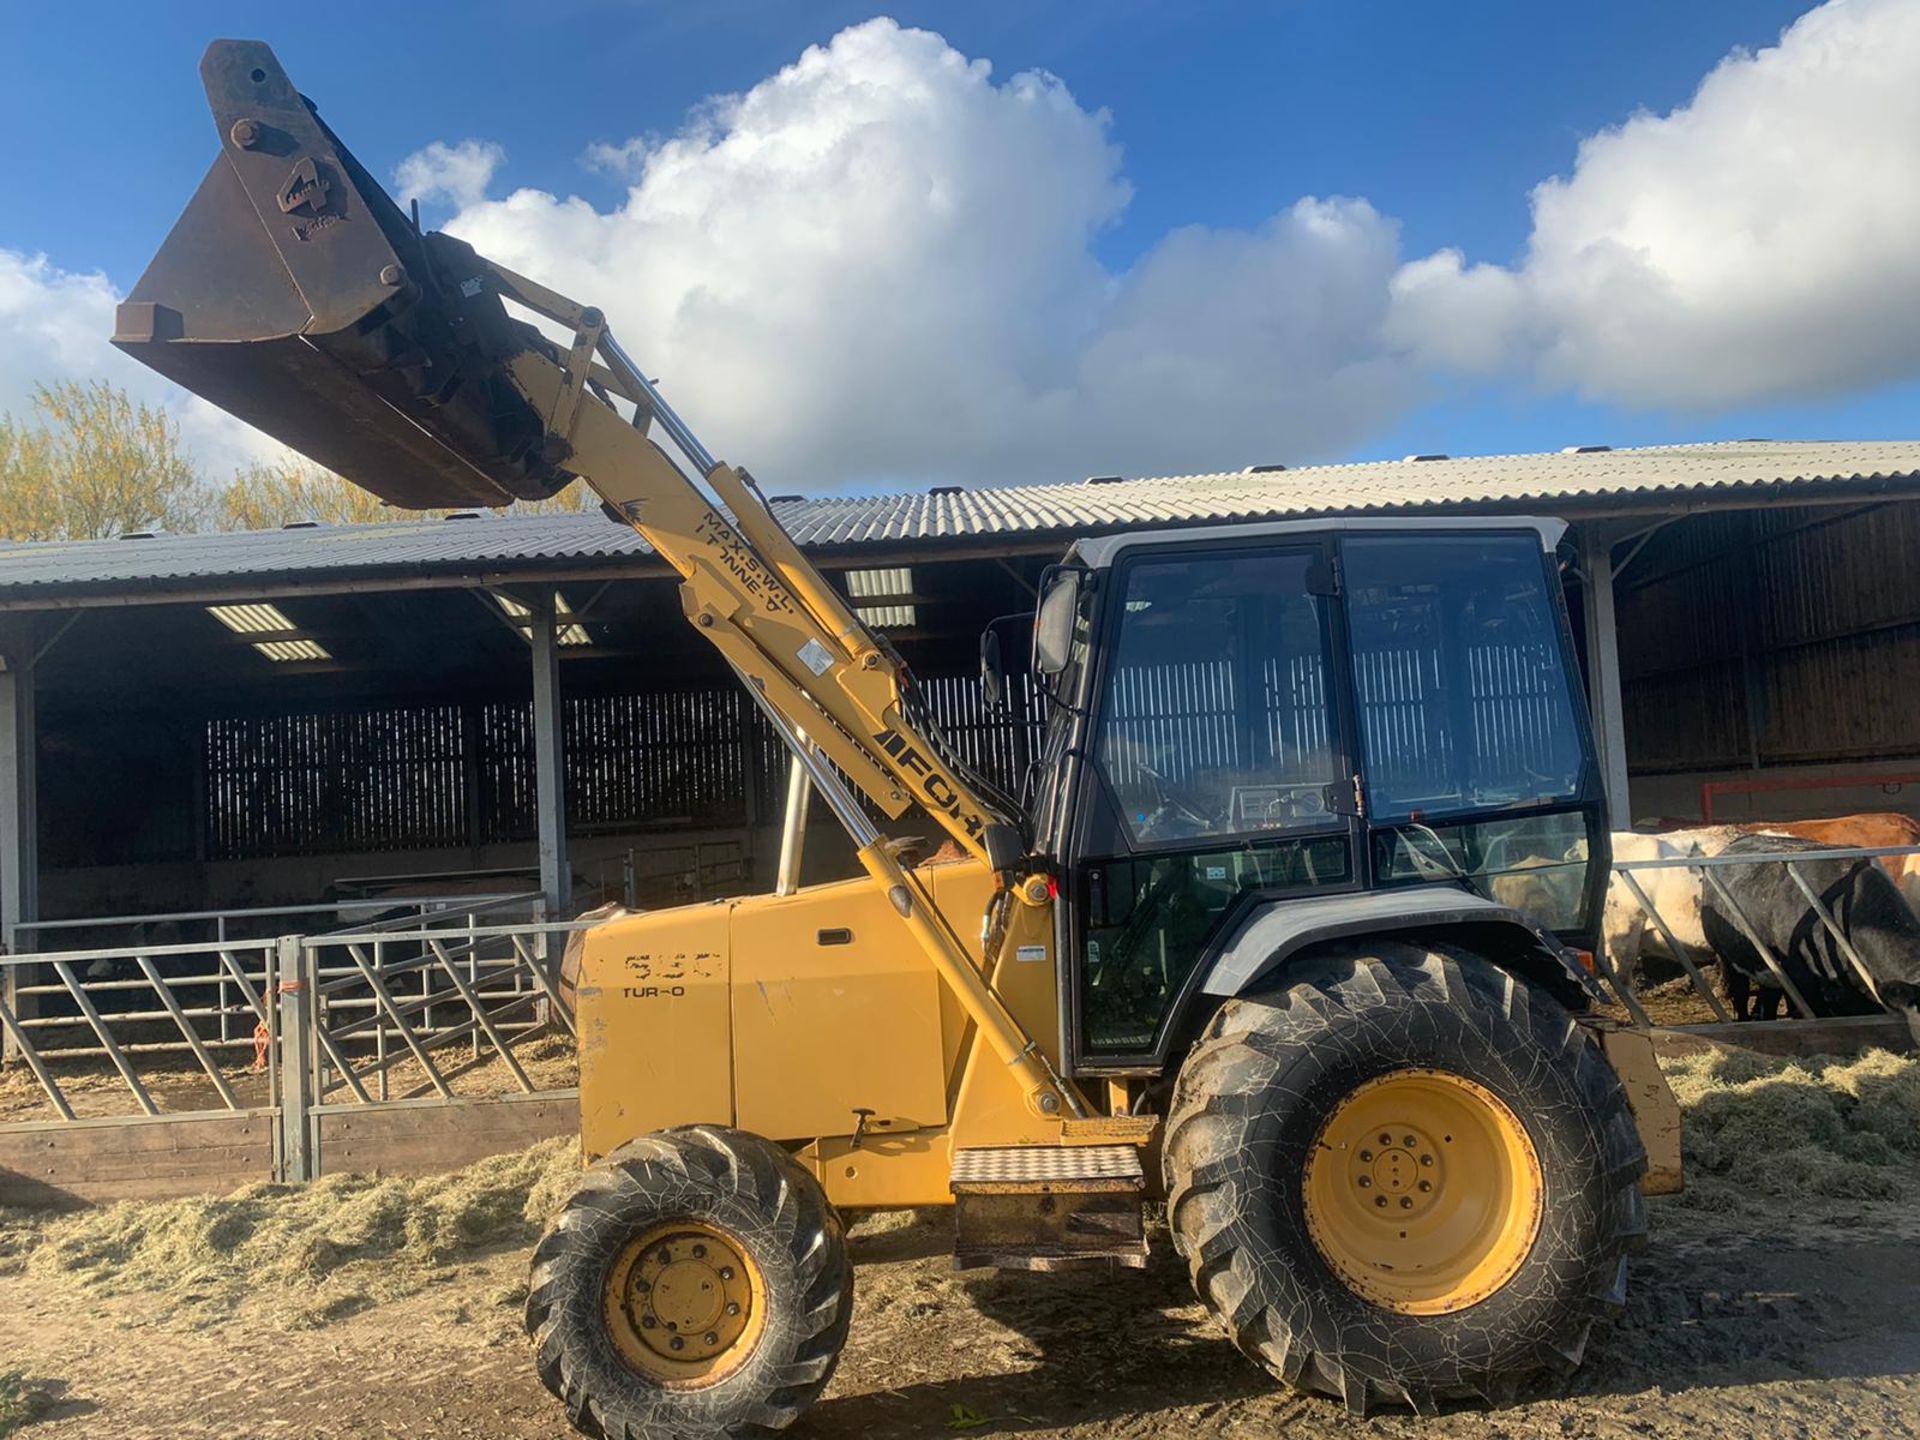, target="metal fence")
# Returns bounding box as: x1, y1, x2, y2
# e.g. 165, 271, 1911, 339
0, 906, 587, 1187
0, 935, 279, 1123
1597, 842, 1920, 1028
7, 844, 1914, 1192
